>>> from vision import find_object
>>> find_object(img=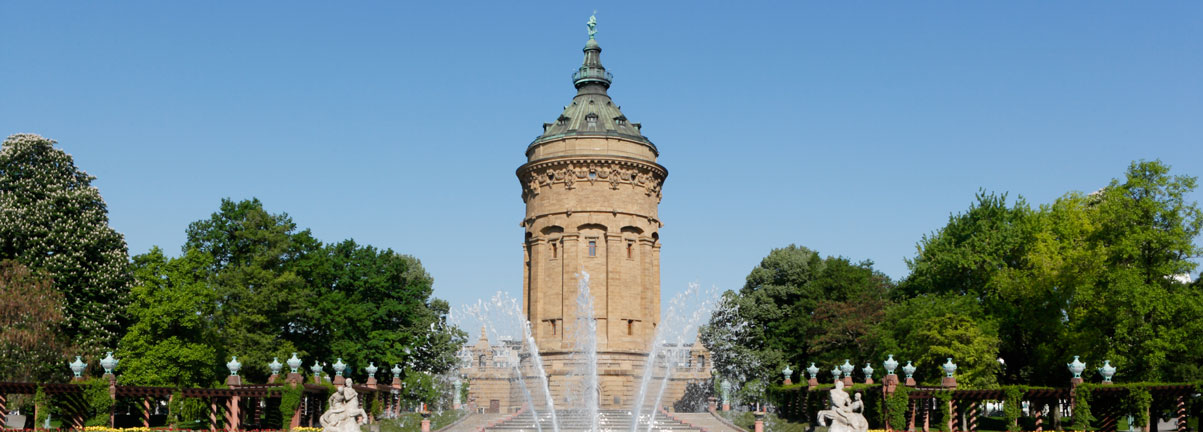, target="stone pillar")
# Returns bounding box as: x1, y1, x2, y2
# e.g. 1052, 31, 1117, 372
754, 411, 765, 432
808, 376, 819, 389
843, 375, 854, 387
420, 411, 431, 432
287, 378, 302, 430
885, 373, 899, 393
107, 373, 117, 428
922, 398, 930, 432
941, 376, 957, 389
226, 395, 241, 432
707, 397, 717, 413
